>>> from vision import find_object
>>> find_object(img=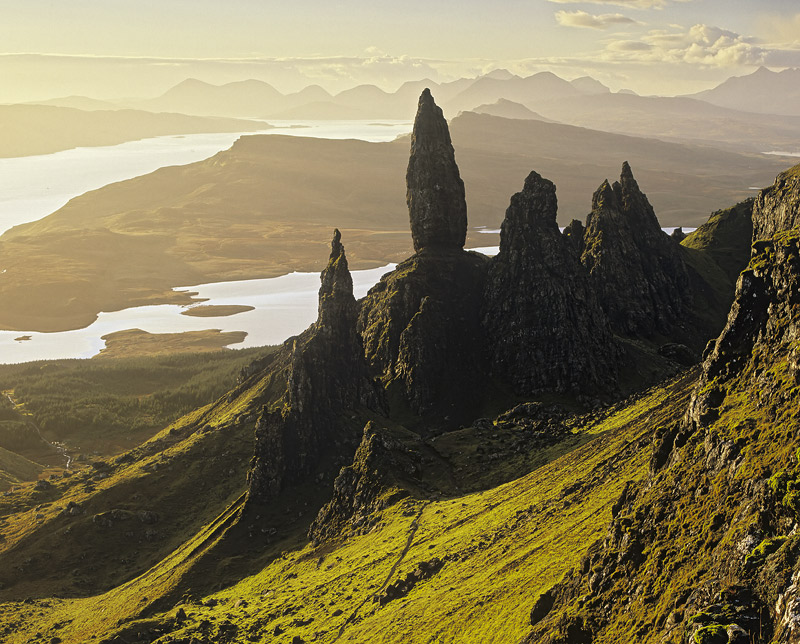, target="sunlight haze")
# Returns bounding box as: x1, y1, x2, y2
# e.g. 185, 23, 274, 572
2, 0, 799, 101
